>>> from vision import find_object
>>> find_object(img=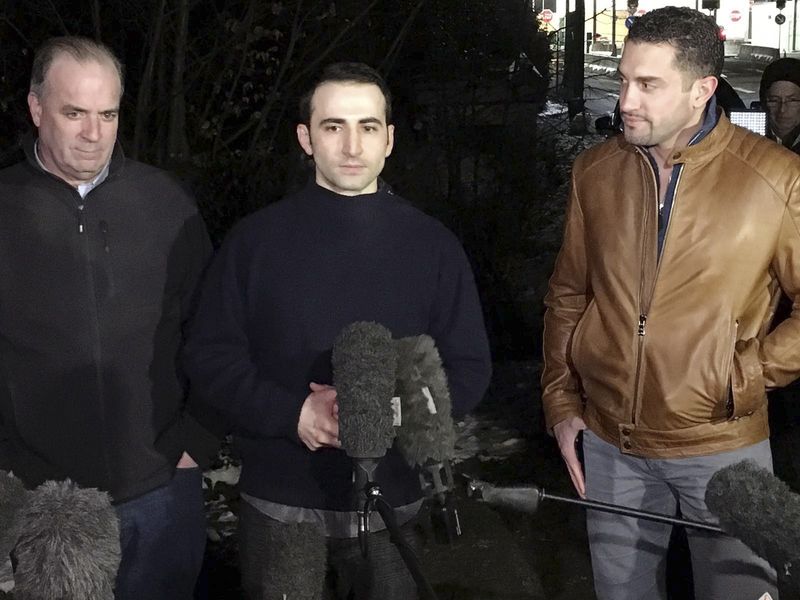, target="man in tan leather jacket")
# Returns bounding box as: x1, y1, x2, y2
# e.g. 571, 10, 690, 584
542, 7, 800, 600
